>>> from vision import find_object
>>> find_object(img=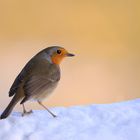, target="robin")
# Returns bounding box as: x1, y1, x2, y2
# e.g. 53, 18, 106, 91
0, 46, 74, 119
